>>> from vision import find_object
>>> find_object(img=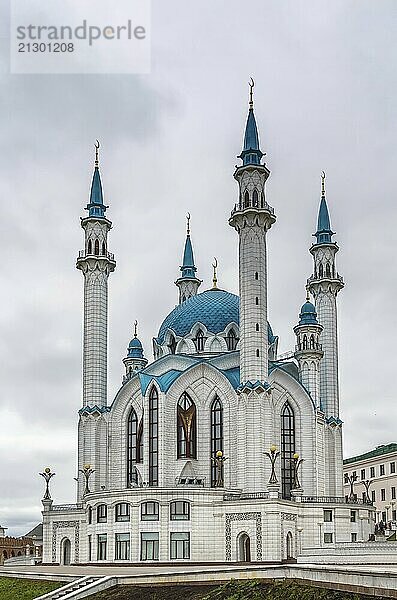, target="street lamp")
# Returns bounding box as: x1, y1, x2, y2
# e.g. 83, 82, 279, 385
39, 467, 55, 500
79, 464, 95, 496
211, 451, 228, 487
292, 453, 304, 490
346, 472, 358, 502
264, 445, 280, 485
